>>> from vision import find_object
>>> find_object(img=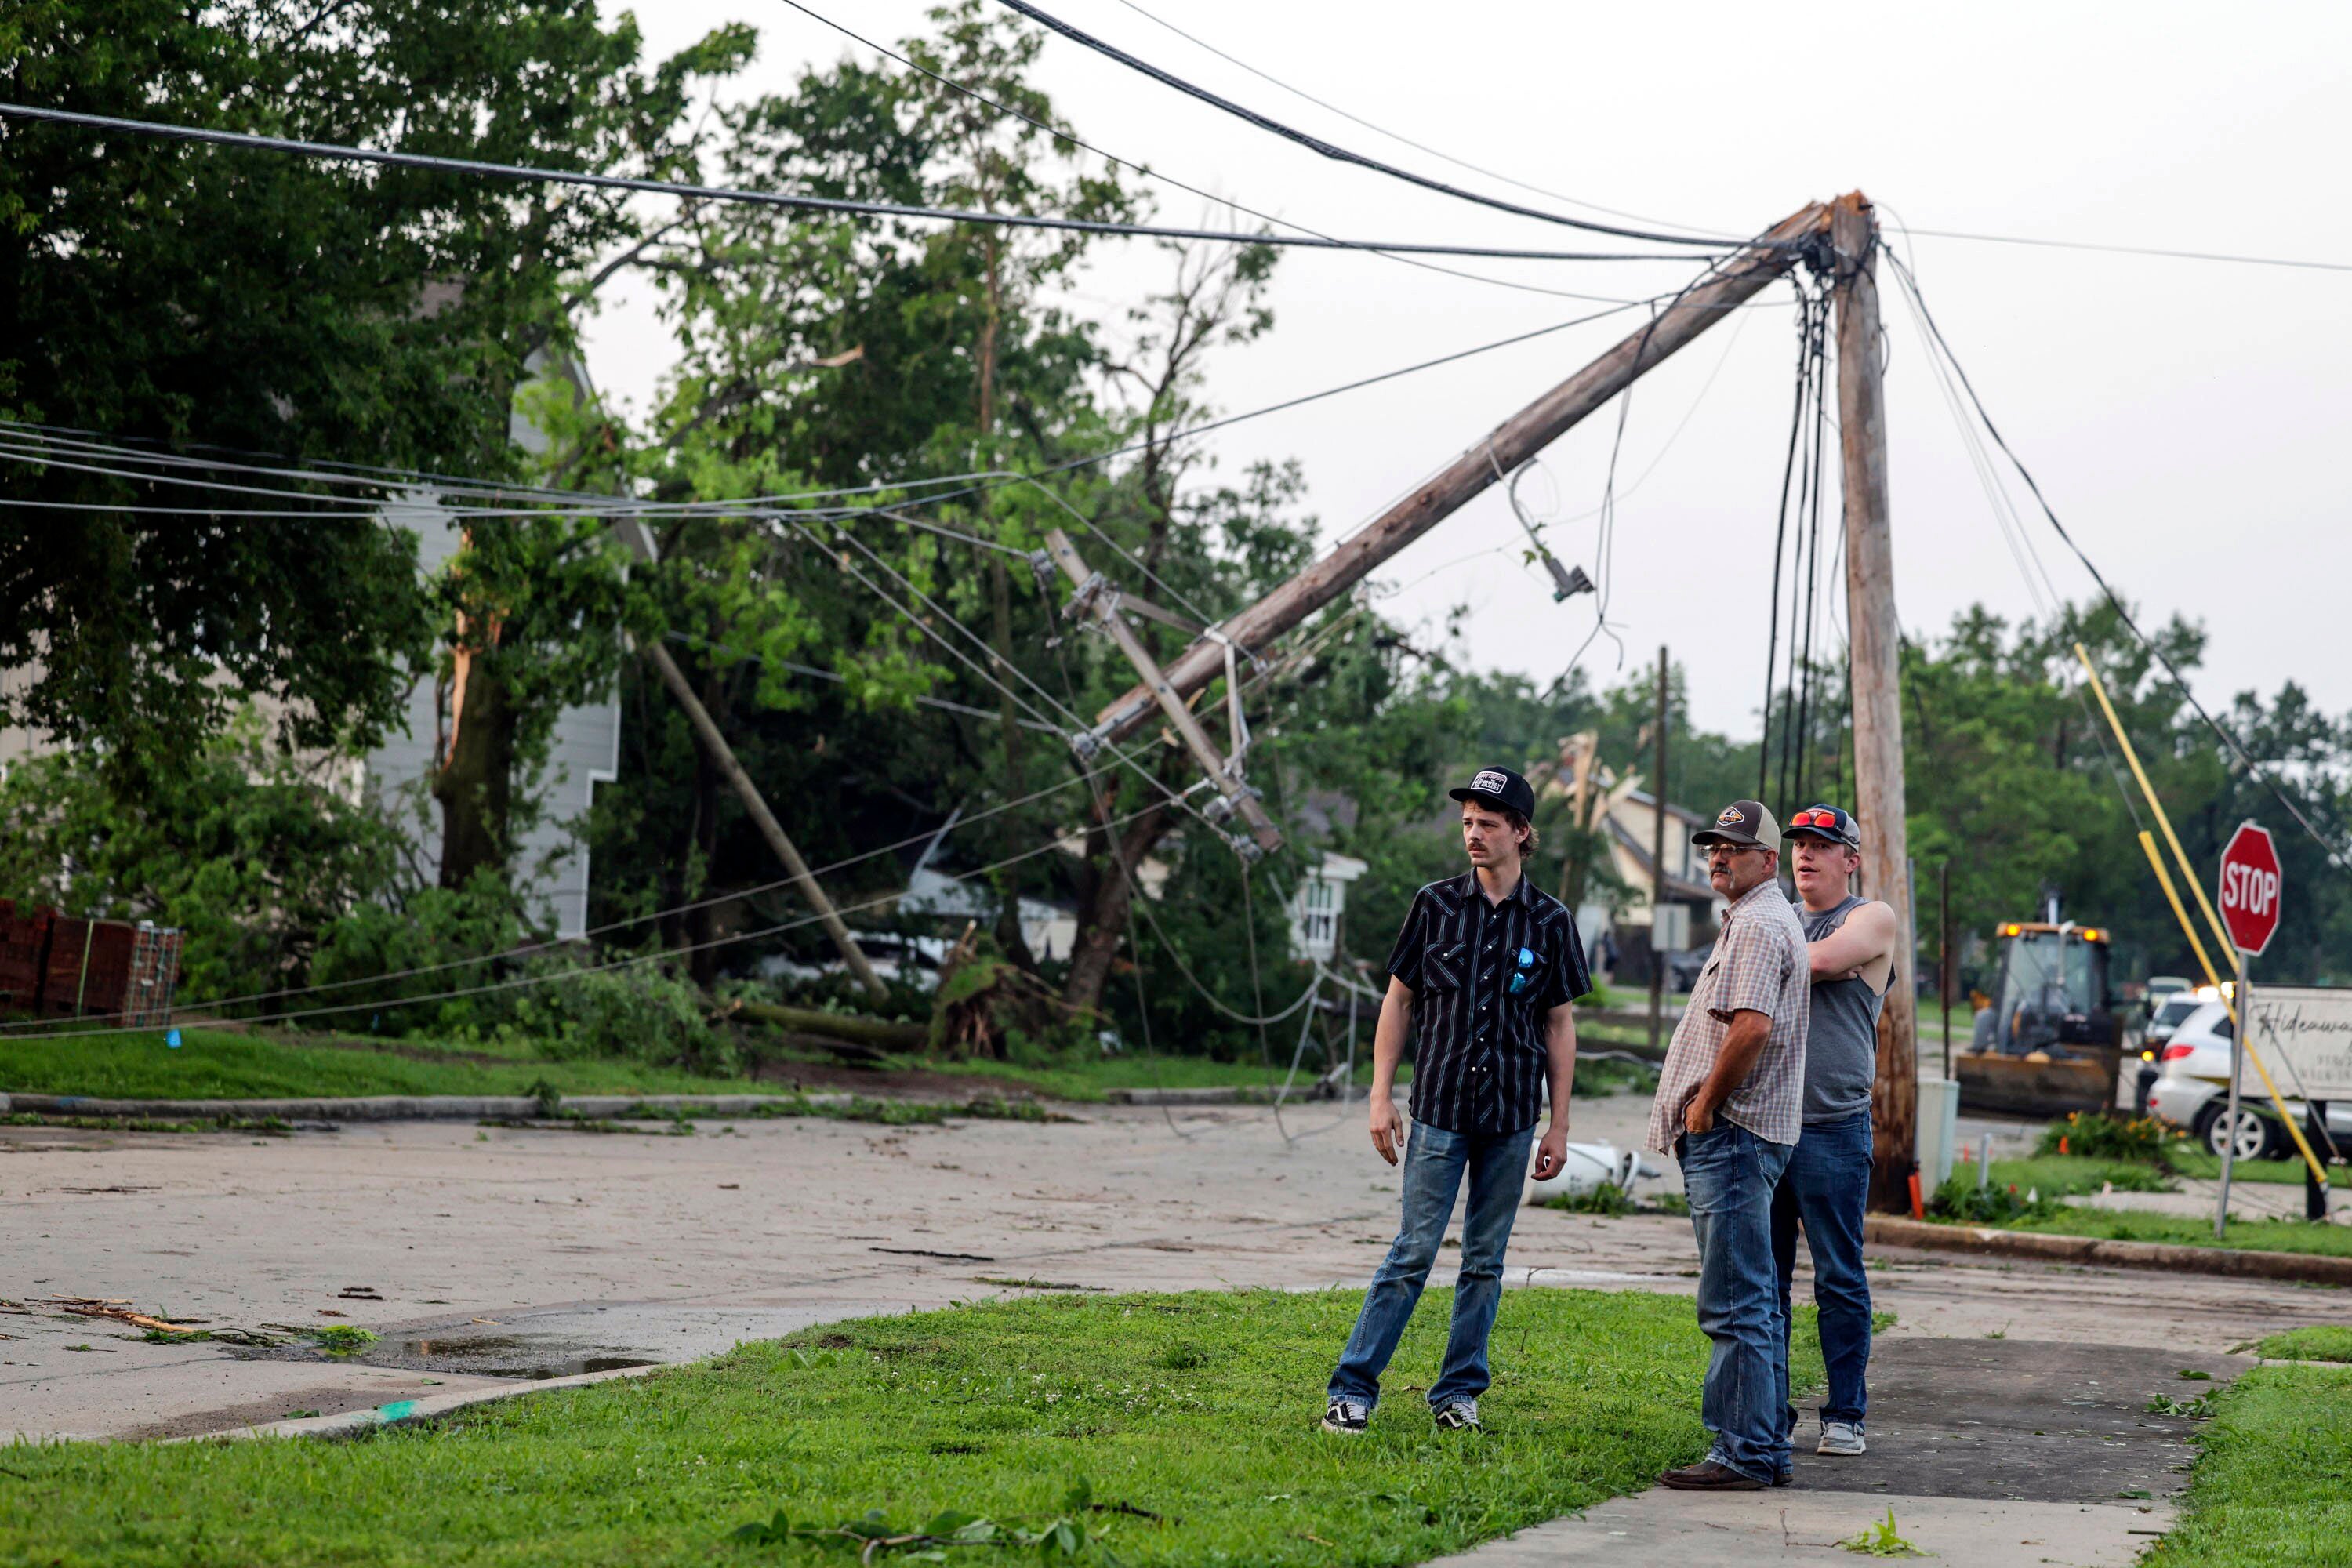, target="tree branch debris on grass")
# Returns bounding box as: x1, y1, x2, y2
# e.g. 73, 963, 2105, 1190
731, 1481, 1145, 1563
